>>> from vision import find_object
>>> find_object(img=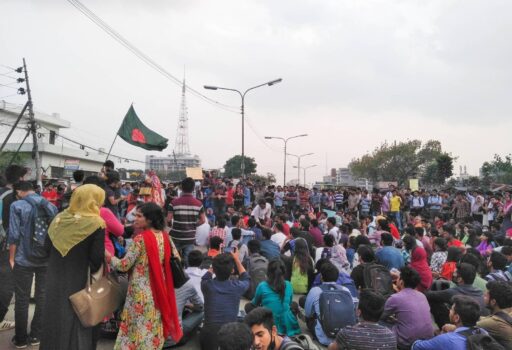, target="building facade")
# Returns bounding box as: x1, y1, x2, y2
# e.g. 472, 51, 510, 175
0, 101, 105, 180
